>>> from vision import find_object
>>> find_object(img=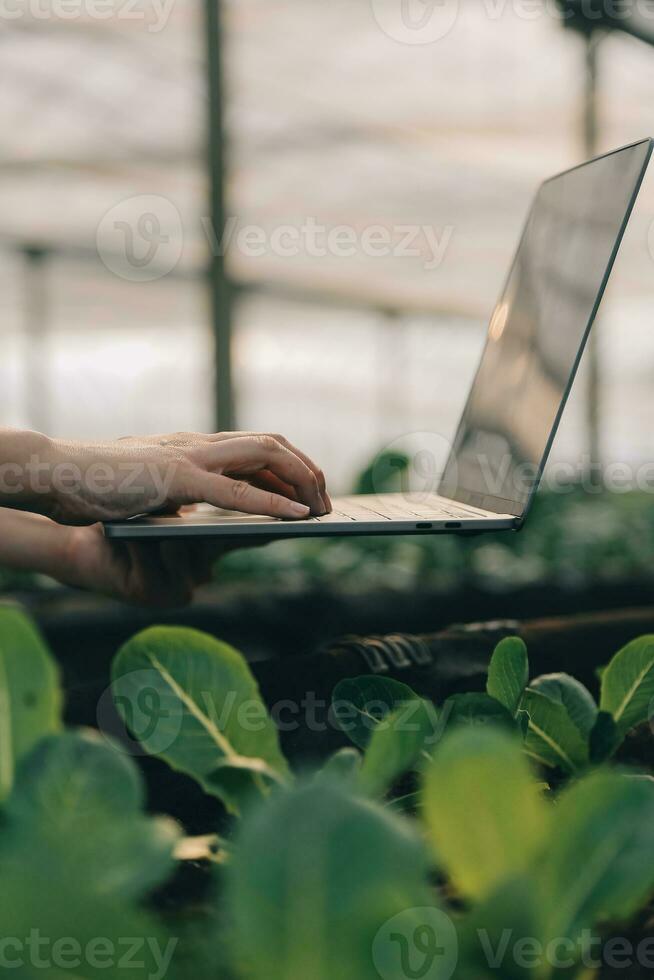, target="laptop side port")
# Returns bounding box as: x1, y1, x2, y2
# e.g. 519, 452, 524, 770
445, 522, 462, 529
416, 523, 433, 529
